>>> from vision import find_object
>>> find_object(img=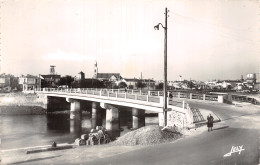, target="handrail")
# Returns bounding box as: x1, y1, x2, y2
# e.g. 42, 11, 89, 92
34, 88, 195, 110
34, 87, 259, 105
